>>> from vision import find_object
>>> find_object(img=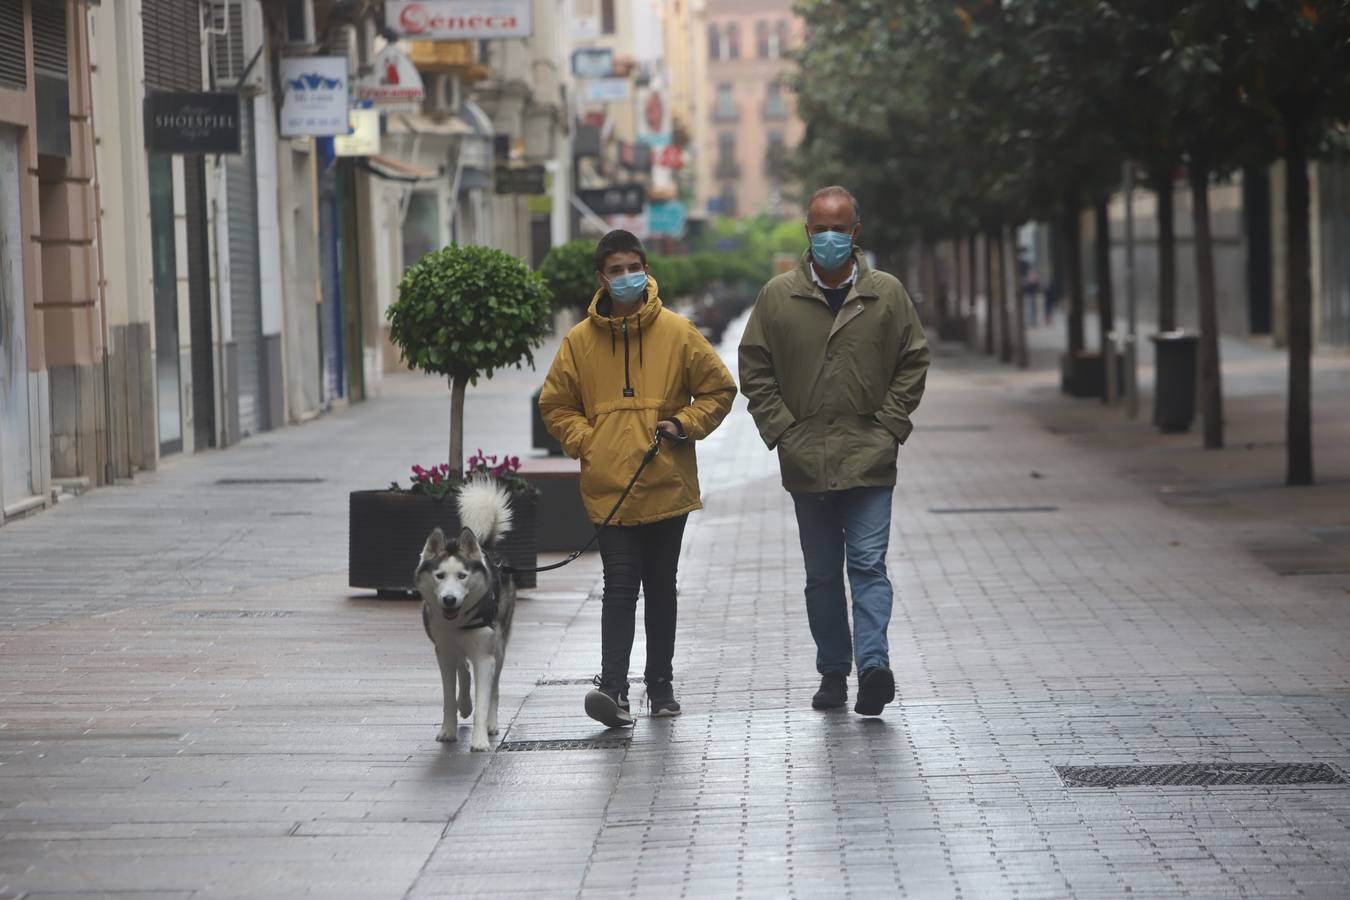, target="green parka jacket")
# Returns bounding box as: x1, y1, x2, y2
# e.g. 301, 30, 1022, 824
738, 250, 929, 493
